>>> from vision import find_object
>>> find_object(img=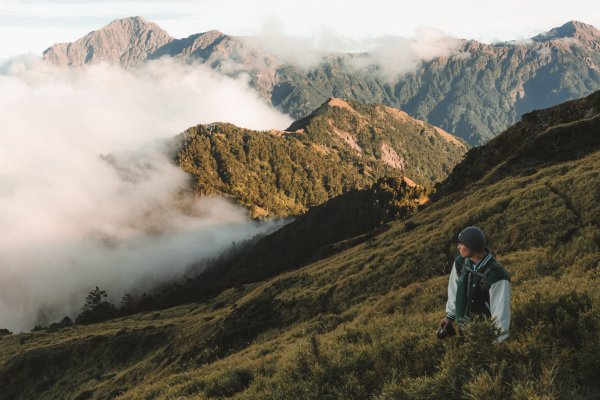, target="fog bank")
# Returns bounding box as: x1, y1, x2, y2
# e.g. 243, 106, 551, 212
0, 57, 291, 331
